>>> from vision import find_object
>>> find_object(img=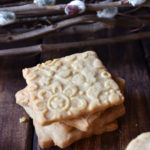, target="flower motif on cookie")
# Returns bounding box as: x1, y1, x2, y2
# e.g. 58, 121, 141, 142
47, 94, 71, 112
46, 81, 87, 117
